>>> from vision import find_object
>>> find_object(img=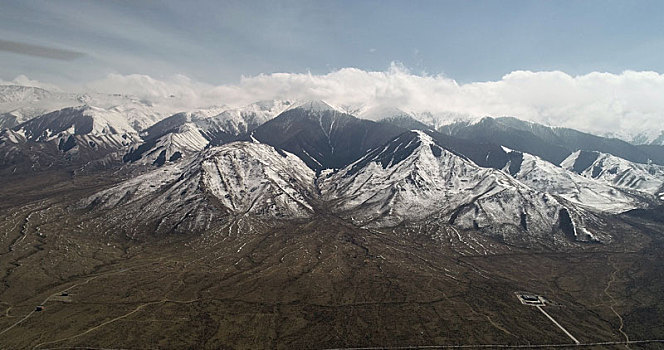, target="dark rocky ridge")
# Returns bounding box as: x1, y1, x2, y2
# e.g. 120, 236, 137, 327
251, 106, 406, 171
441, 116, 664, 166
